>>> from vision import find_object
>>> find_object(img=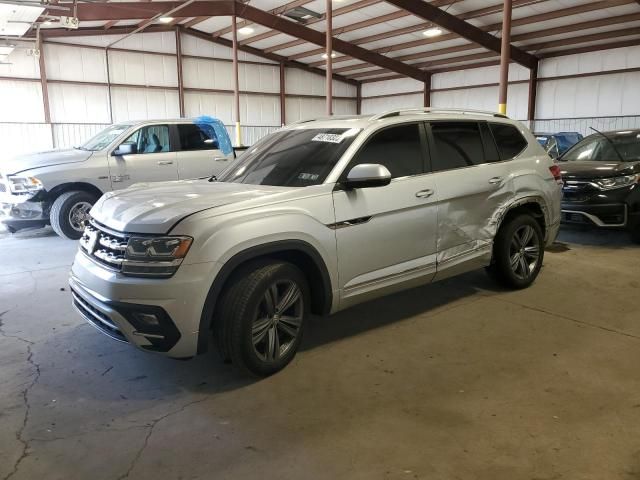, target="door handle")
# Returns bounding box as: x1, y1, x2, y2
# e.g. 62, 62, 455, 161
488, 176, 503, 185
157, 160, 173, 166
415, 189, 434, 198
214, 157, 228, 162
